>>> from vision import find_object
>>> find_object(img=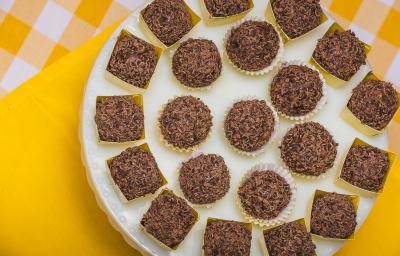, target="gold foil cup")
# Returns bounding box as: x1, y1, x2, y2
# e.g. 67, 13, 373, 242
95, 95, 145, 145
308, 189, 359, 241
309, 22, 371, 88
335, 137, 397, 195
139, 0, 201, 50
200, 0, 254, 26
341, 72, 400, 136
106, 143, 168, 203
265, 0, 328, 43
140, 188, 199, 250
236, 163, 297, 228
105, 29, 163, 92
